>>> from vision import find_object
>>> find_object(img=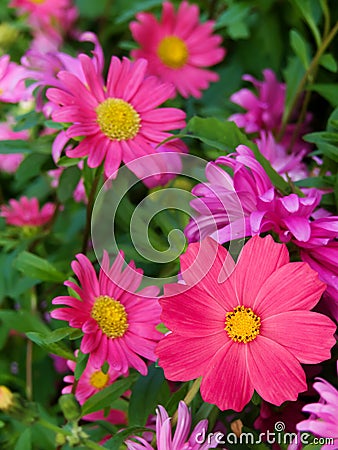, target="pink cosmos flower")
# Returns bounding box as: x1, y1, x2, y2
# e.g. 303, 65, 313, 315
47, 55, 186, 178
0, 123, 28, 173
0, 55, 31, 103
62, 354, 126, 424
10, 0, 78, 43
296, 366, 338, 449
51, 251, 162, 375
130, 1, 225, 98
156, 235, 336, 412
0, 196, 55, 227
125, 401, 217, 449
